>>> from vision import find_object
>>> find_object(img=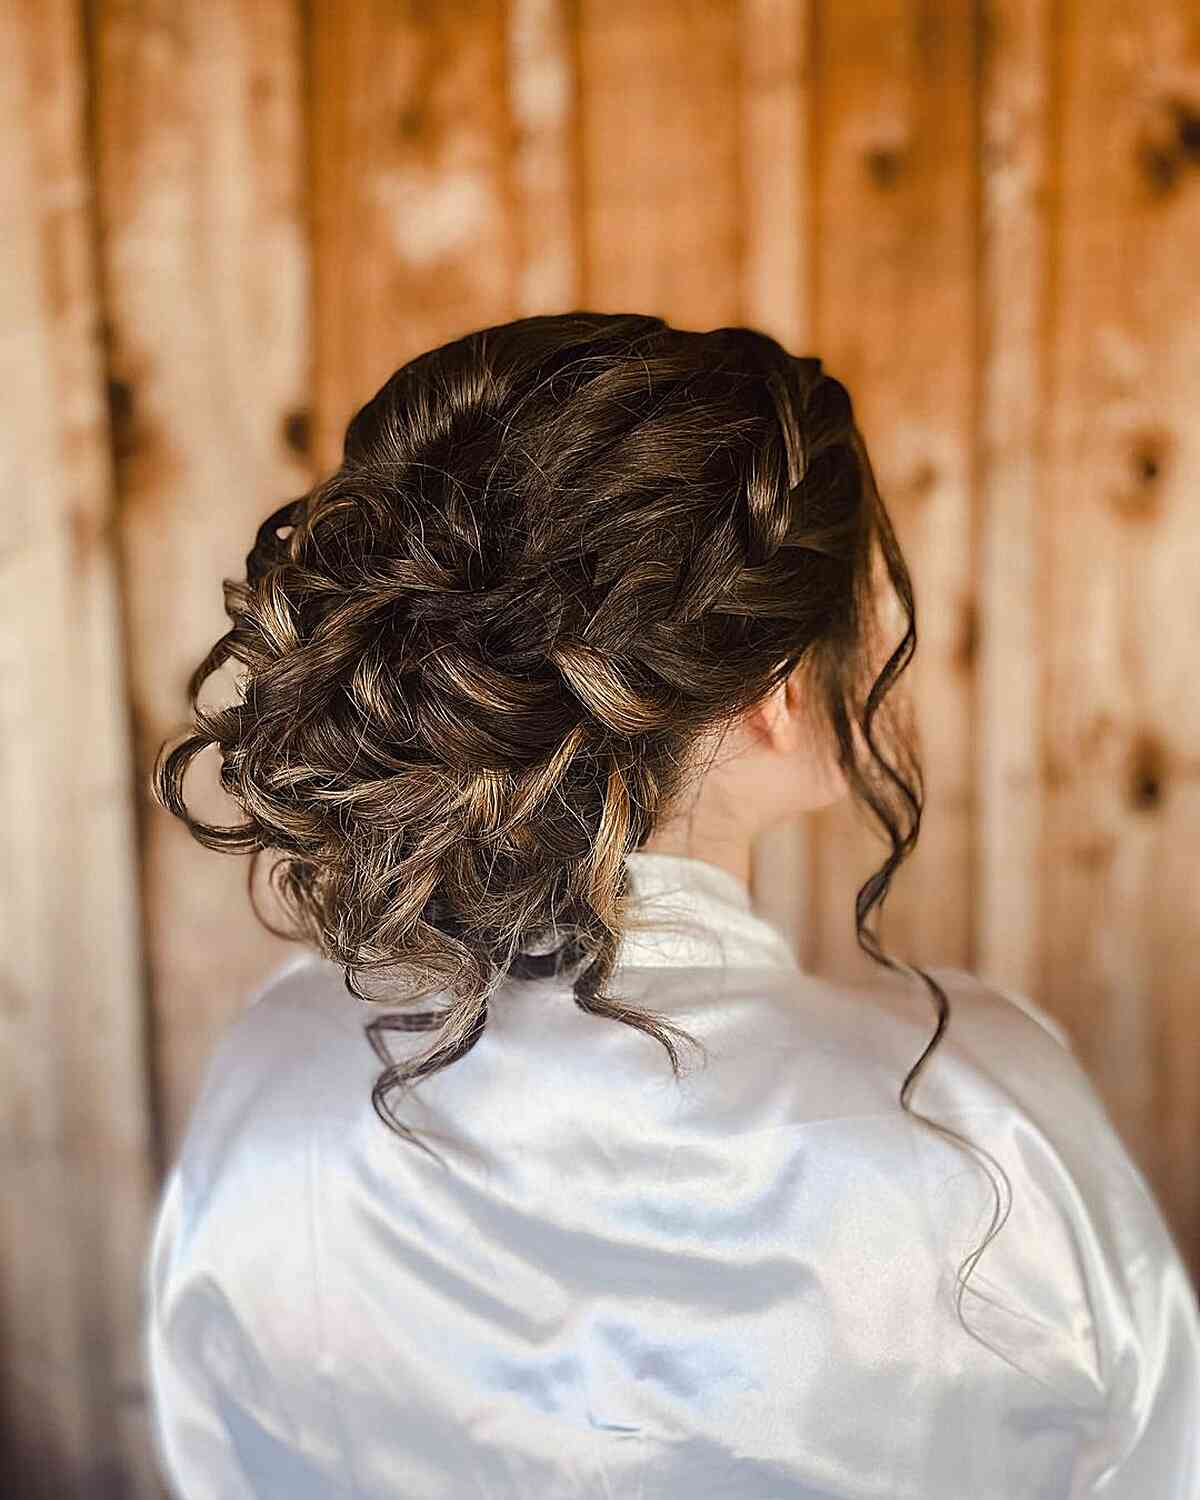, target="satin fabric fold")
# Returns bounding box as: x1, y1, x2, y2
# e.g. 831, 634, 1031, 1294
144, 851, 1200, 1497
